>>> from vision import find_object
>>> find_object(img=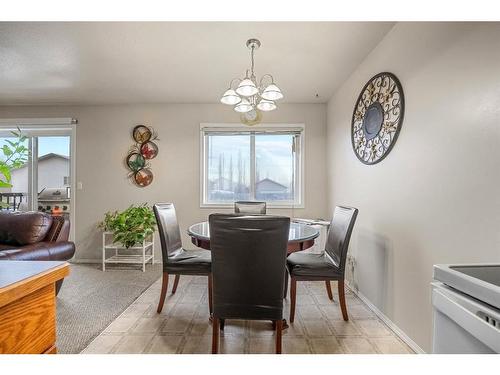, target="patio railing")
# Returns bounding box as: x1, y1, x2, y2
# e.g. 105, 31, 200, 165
0, 193, 26, 211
